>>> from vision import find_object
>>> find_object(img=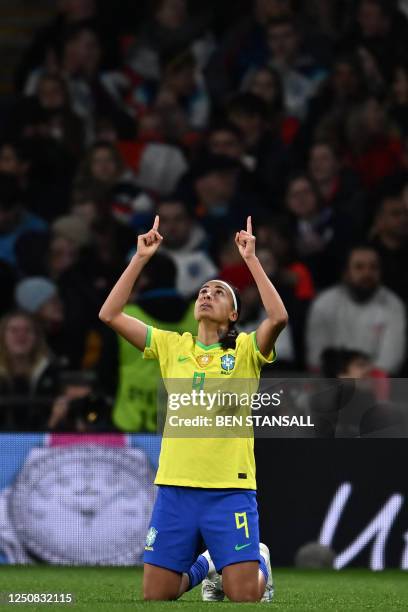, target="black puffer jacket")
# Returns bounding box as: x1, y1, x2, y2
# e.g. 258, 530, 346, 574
0, 357, 60, 431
